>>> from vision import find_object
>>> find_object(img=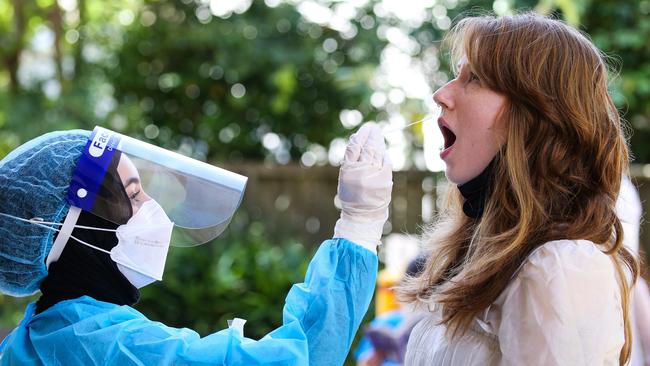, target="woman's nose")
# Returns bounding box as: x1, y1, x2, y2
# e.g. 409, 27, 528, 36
433, 82, 453, 110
